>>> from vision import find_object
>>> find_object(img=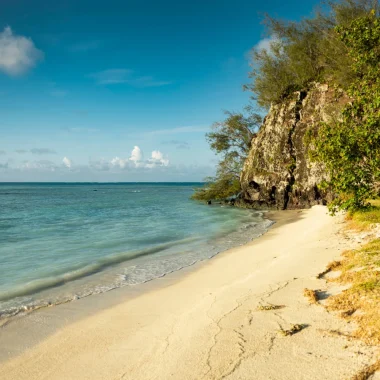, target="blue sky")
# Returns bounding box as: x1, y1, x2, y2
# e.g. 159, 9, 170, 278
0, 0, 320, 181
